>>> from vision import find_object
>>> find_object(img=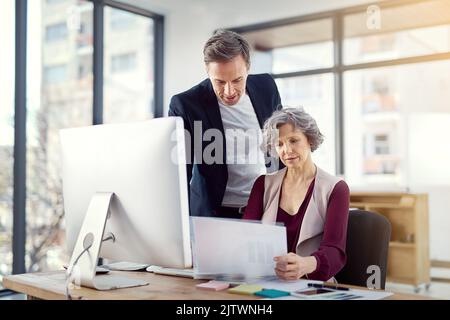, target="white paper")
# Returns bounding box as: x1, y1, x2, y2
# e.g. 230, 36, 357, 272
191, 217, 287, 279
